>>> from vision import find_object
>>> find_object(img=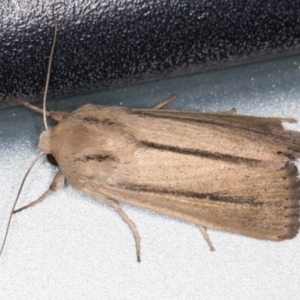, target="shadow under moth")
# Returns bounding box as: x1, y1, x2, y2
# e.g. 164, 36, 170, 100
1, 3, 300, 262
